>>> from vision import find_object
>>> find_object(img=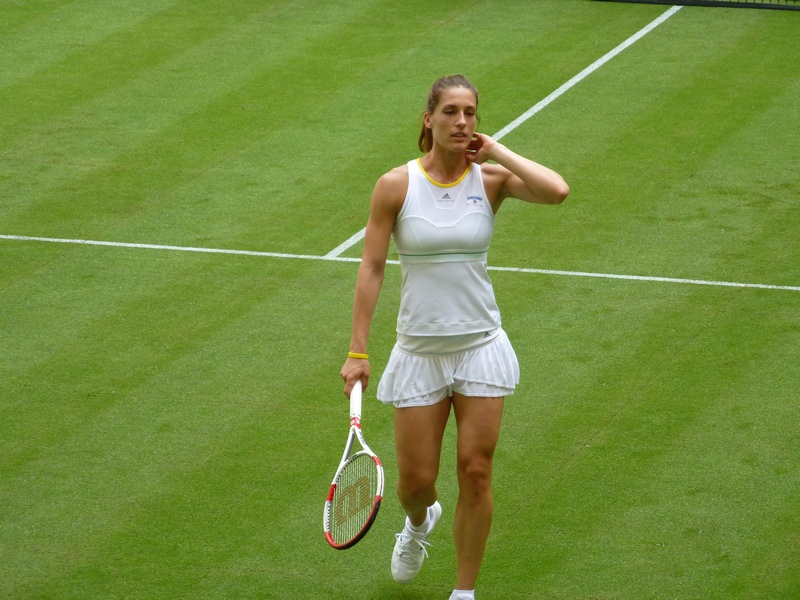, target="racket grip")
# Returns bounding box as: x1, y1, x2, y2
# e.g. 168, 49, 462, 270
350, 379, 362, 422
